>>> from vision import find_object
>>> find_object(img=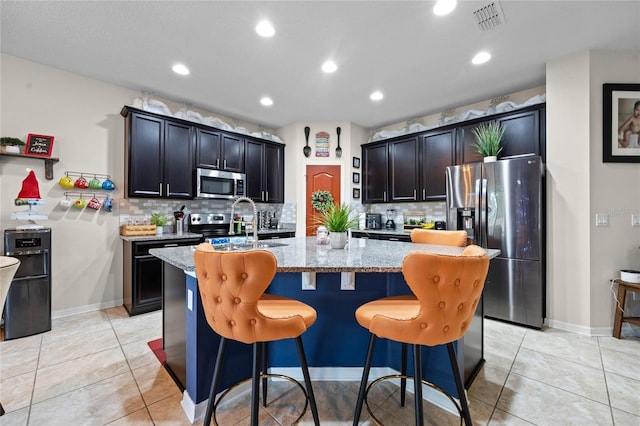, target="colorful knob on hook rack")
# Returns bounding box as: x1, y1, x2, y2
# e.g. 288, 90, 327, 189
89, 177, 102, 189
102, 179, 115, 190
75, 176, 89, 189
59, 175, 74, 188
